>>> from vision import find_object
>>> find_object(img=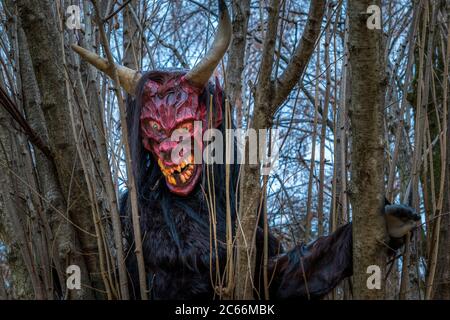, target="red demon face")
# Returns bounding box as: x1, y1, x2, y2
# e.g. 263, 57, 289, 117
140, 74, 222, 196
